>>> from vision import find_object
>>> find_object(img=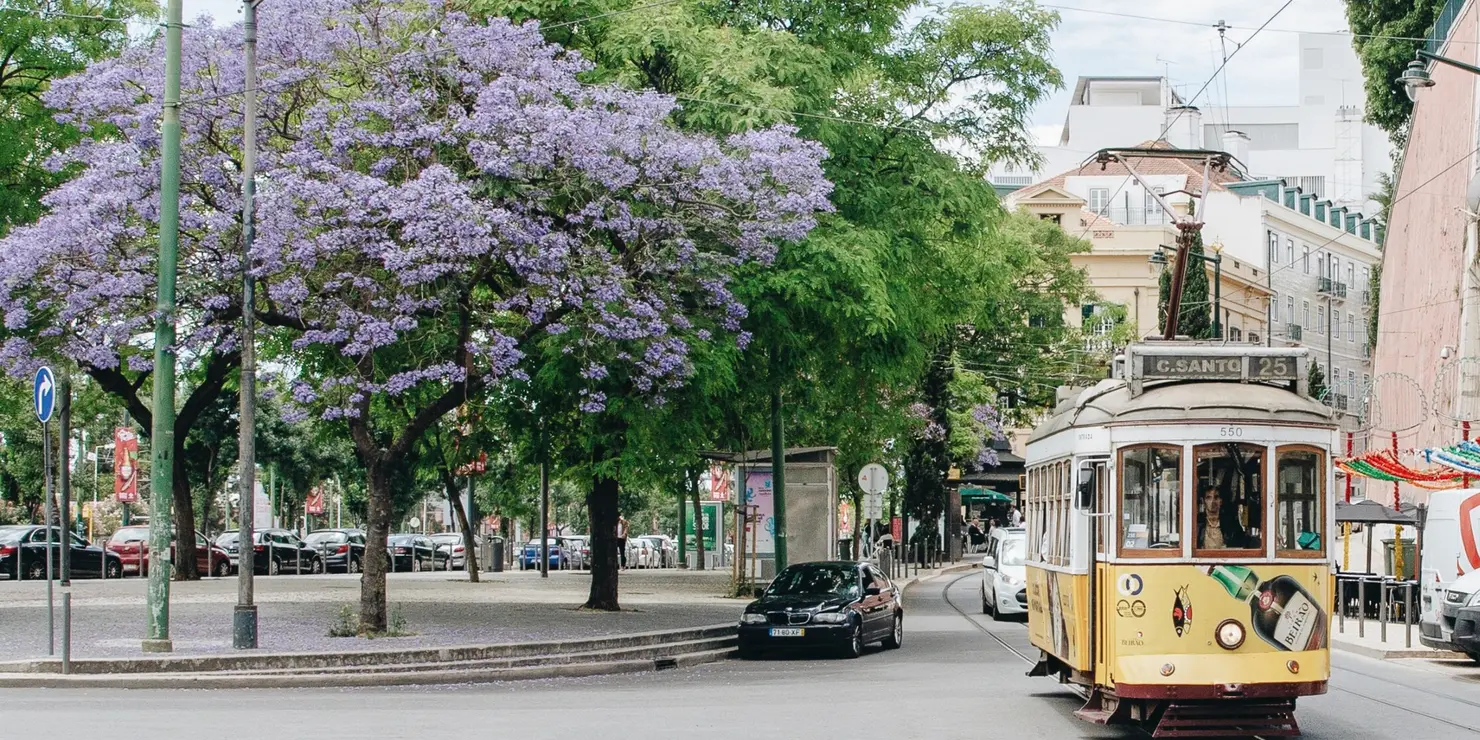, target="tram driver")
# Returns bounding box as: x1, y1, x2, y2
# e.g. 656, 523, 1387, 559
1197, 485, 1251, 549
